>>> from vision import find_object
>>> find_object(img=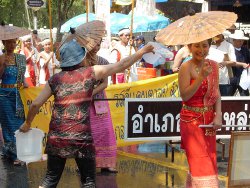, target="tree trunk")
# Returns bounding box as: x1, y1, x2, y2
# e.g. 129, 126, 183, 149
56, 0, 75, 42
